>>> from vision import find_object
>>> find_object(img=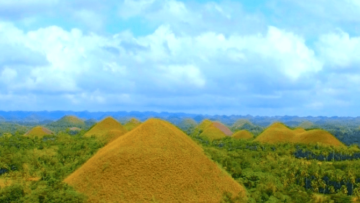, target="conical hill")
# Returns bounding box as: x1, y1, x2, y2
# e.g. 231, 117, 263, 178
50, 115, 85, 128
84, 117, 127, 143
192, 120, 231, 141
123, 118, 141, 131
64, 118, 247, 203
232, 130, 254, 140
24, 126, 53, 138
199, 124, 228, 141
232, 119, 254, 130
212, 121, 232, 136
294, 129, 345, 147
255, 122, 295, 144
